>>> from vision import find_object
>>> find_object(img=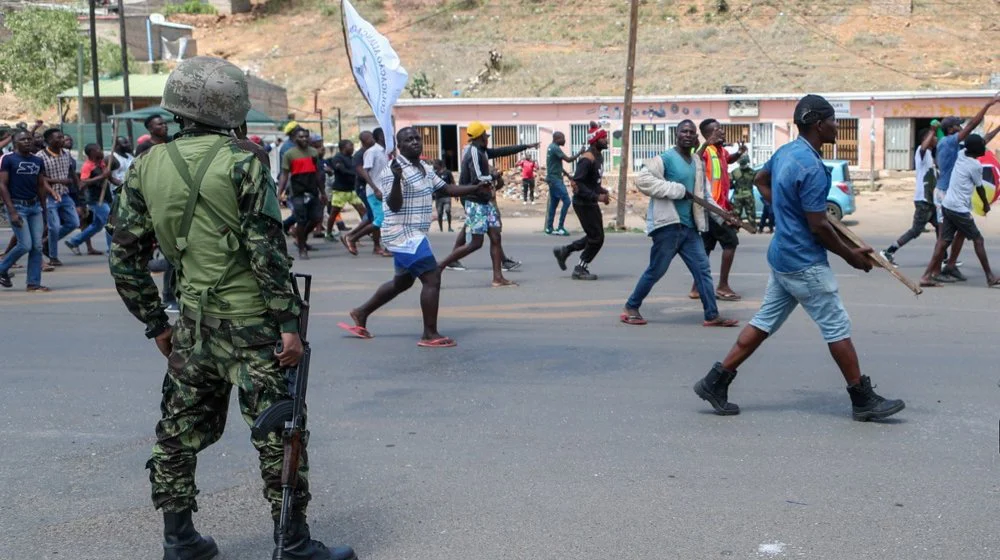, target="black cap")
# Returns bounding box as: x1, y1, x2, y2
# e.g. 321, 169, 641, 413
963, 134, 986, 157
940, 116, 962, 131
793, 94, 836, 125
